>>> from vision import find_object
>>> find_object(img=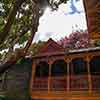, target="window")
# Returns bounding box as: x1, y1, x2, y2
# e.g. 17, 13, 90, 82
51, 60, 67, 76
70, 58, 87, 75
90, 57, 100, 75
70, 58, 89, 91
35, 61, 49, 77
